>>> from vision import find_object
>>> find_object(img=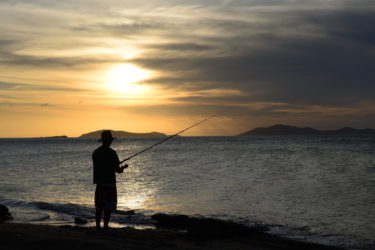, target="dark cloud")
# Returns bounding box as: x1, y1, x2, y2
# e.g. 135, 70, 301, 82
0, 50, 119, 69
133, 7, 375, 108
298, 9, 375, 45
99, 22, 164, 35
0, 38, 119, 69
151, 43, 215, 51
0, 39, 16, 47
0, 81, 88, 92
